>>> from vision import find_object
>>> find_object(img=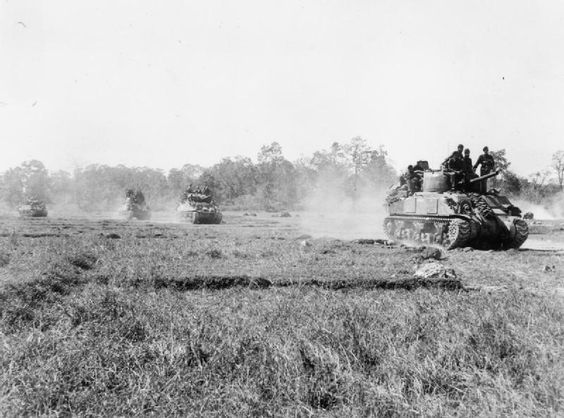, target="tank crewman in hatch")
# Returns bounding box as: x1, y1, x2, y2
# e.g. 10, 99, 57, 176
405, 165, 422, 194
413, 161, 426, 172
446, 151, 465, 191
